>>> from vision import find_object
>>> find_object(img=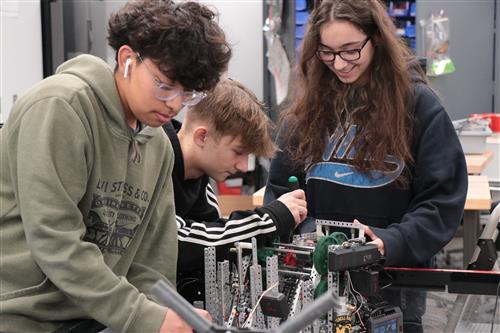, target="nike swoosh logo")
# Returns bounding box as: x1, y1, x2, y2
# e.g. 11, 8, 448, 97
334, 171, 354, 178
